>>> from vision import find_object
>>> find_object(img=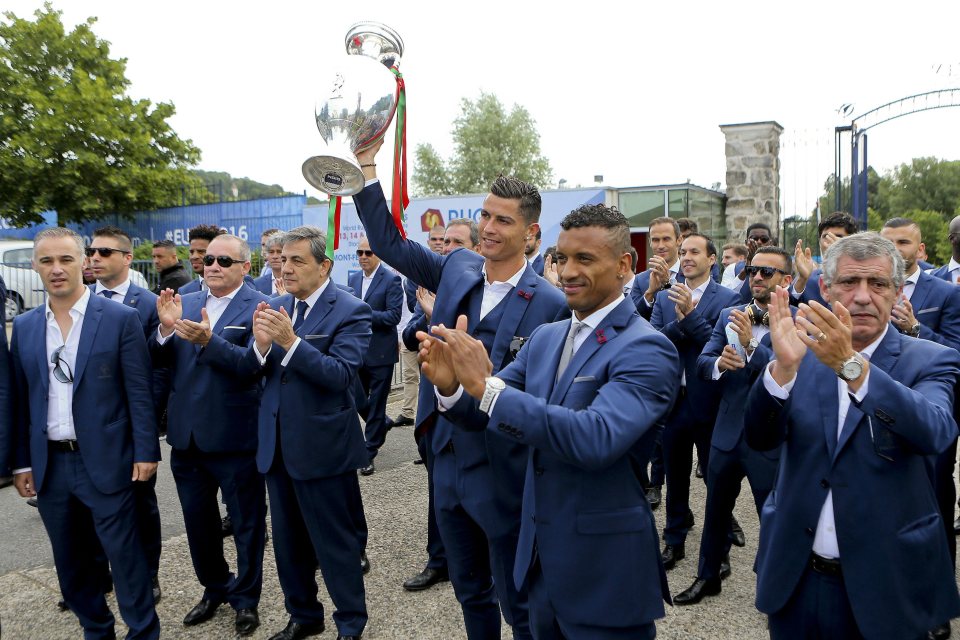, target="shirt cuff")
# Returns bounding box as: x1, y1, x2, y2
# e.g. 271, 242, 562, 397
711, 358, 724, 380
436, 385, 464, 411
12, 467, 31, 475
763, 361, 796, 399
791, 283, 805, 296
155, 327, 173, 344
364, 178, 379, 188
255, 343, 272, 365
280, 338, 301, 367
848, 369, 870, 402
